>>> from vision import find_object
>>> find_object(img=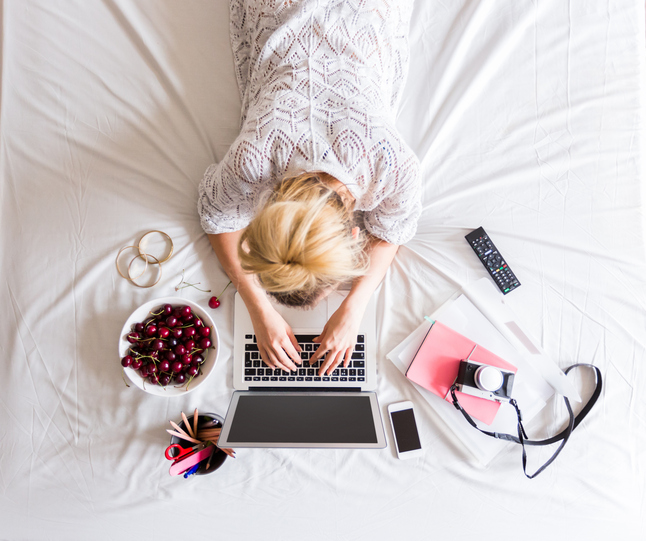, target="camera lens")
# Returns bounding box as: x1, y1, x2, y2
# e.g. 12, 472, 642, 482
475, 366, 503, 392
